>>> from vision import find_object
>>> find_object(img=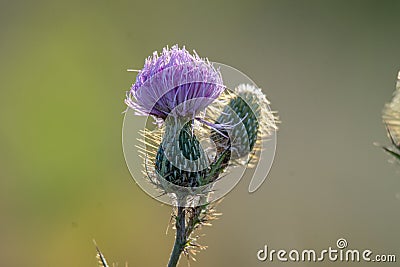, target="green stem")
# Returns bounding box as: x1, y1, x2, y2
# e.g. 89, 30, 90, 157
167, 206, 186, 267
